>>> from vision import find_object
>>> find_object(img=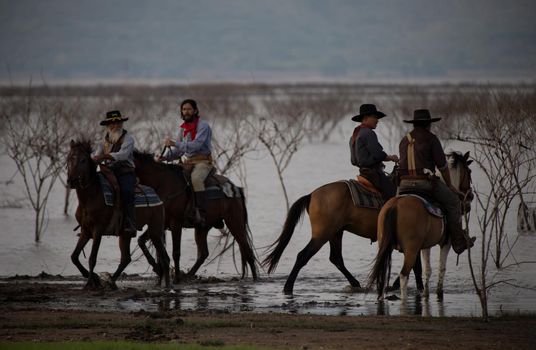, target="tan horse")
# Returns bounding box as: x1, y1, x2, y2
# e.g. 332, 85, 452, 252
368, 151, 473, 300
262, 172, 423, 294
